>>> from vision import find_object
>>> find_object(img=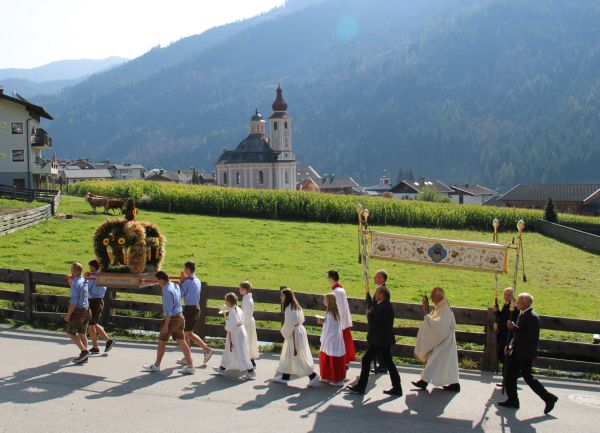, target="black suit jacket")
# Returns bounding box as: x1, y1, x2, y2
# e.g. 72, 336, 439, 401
365, 292, 396, 347
495, 302, 518, 345
510, 309, 540, 360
